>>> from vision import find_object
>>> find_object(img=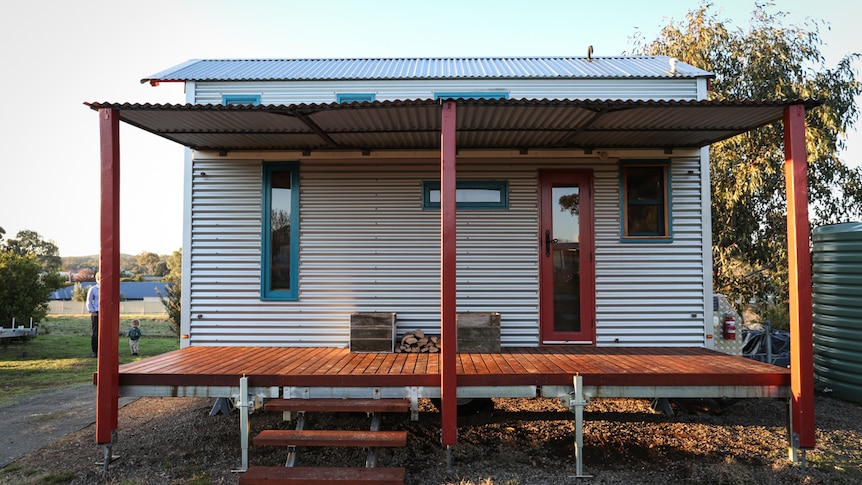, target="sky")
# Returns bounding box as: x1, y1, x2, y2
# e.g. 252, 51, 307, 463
1, 0, 859, 257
